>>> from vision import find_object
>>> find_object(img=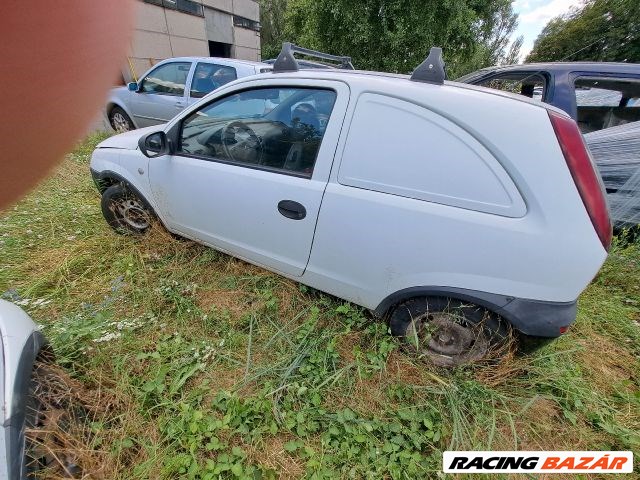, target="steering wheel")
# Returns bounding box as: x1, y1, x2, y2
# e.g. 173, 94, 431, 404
221, 121, 263, 164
